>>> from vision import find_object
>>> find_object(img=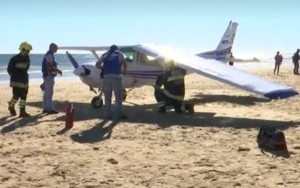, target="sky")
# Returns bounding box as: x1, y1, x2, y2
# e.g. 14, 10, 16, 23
0, 0, 299, 58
